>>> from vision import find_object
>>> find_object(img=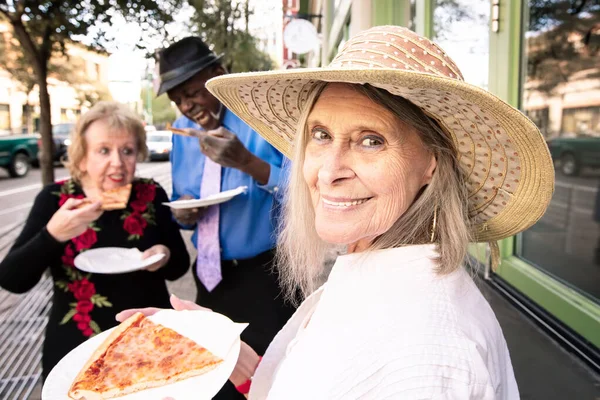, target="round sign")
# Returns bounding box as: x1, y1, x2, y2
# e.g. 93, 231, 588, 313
283, 19, 319, 55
